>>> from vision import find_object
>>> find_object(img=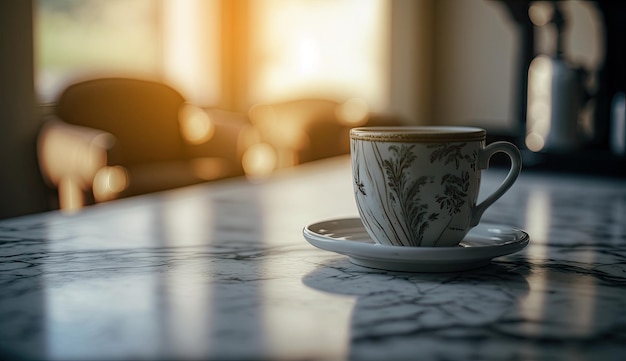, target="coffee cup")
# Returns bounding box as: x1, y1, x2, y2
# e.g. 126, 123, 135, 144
350, 126, 521, 247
